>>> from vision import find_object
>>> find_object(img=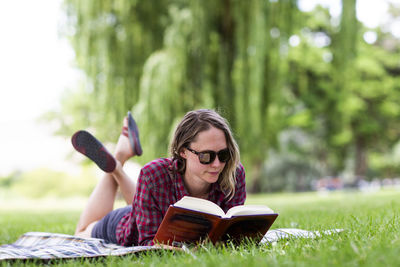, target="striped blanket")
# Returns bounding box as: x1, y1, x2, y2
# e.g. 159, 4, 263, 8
0, 229, 342, 261
260, 228, 343, 244
0, 232, 161, 260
